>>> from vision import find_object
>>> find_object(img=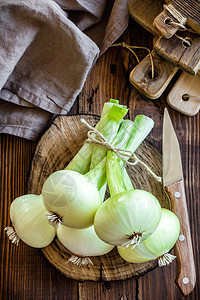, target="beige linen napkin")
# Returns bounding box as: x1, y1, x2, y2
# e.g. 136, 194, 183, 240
0, 0, 129, 140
